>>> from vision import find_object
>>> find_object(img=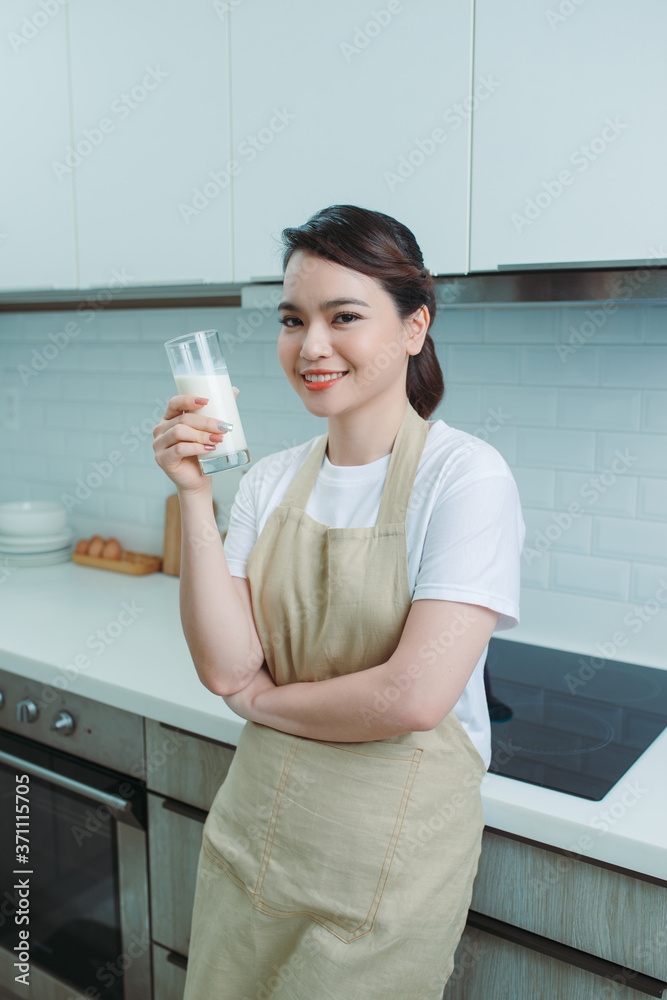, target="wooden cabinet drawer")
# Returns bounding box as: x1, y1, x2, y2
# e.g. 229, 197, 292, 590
152, 942, 187, 1000
144, 717, 235, 812
471, 831, 667, 982
148, 791, 206, 957
443, 925, 665, 1000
